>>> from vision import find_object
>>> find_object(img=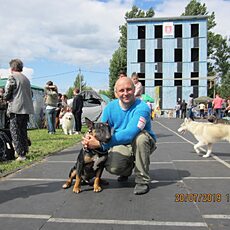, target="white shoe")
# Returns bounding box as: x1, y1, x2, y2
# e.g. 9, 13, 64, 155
14, 151, 19, 158
16, 156, 26, 162
74, 131, 80, 135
